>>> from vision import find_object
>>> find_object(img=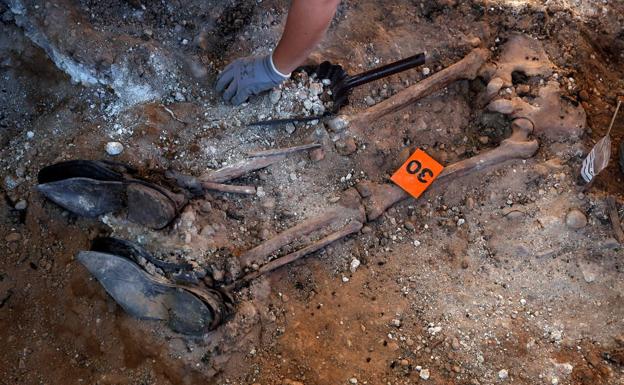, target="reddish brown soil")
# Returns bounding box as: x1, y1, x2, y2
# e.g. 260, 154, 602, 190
1, 1, 624, 385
